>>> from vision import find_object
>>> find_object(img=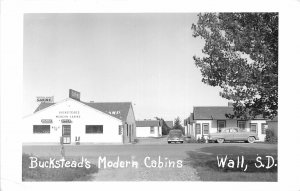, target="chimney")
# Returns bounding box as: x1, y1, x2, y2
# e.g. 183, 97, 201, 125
228, 102, 234, 107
